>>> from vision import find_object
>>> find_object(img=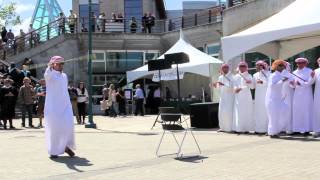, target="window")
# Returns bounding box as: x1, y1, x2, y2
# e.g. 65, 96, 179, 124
105, 51, 144, 72
106, 52, 127, 73
145, 52, 160, 62
207, 44, 221, 57
92, 50, 159, 81
92, 52, 105, 73
126, 52, 144, 70
93, 52, 105, 61
125, 0, 143, 31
